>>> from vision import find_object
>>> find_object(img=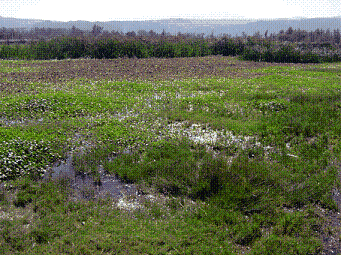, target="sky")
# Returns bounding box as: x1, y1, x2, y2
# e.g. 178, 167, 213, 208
0, 0, 340, 21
